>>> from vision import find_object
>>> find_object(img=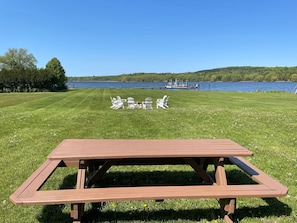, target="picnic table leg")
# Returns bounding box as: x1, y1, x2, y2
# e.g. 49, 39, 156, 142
219, 198, 236, 223
71, 203, 84, 223
214, 157, 236, 222
70, 160, 87, 222
214, 157, 227, 185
